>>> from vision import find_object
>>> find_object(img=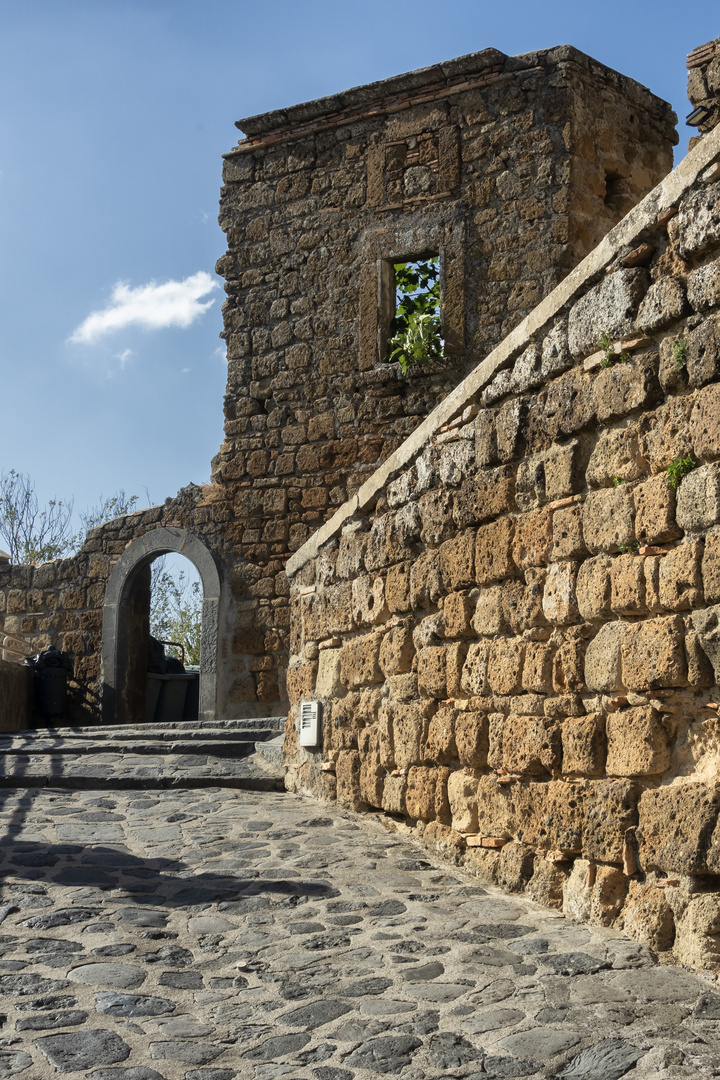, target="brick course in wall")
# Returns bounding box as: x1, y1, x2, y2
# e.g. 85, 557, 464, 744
283, 112, 720, 972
